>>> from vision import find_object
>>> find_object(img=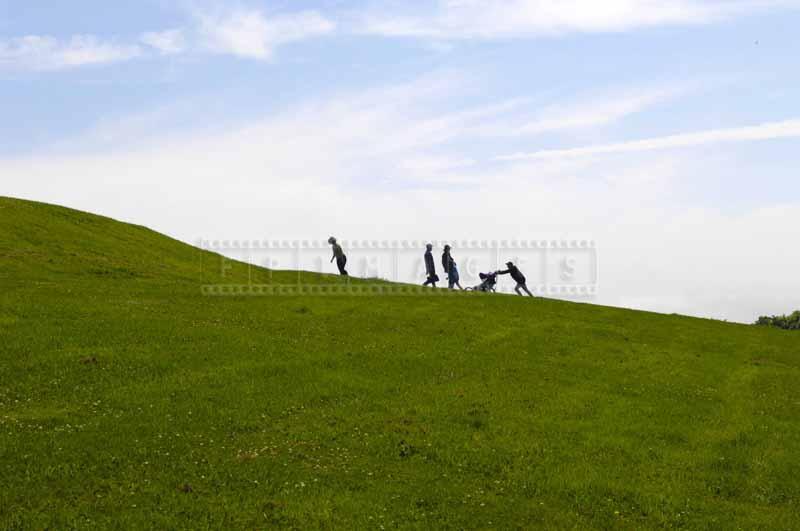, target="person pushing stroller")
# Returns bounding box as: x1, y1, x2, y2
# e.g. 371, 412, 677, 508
497, 261, 534, 296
